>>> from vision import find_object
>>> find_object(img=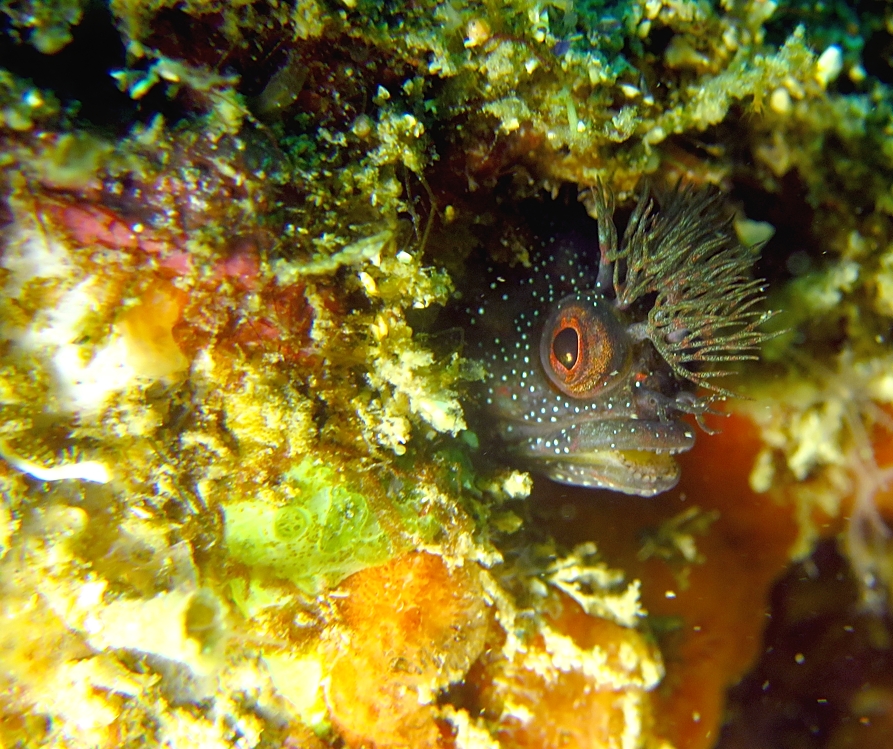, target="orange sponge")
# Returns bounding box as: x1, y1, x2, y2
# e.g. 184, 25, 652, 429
325, 552, 489, 748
